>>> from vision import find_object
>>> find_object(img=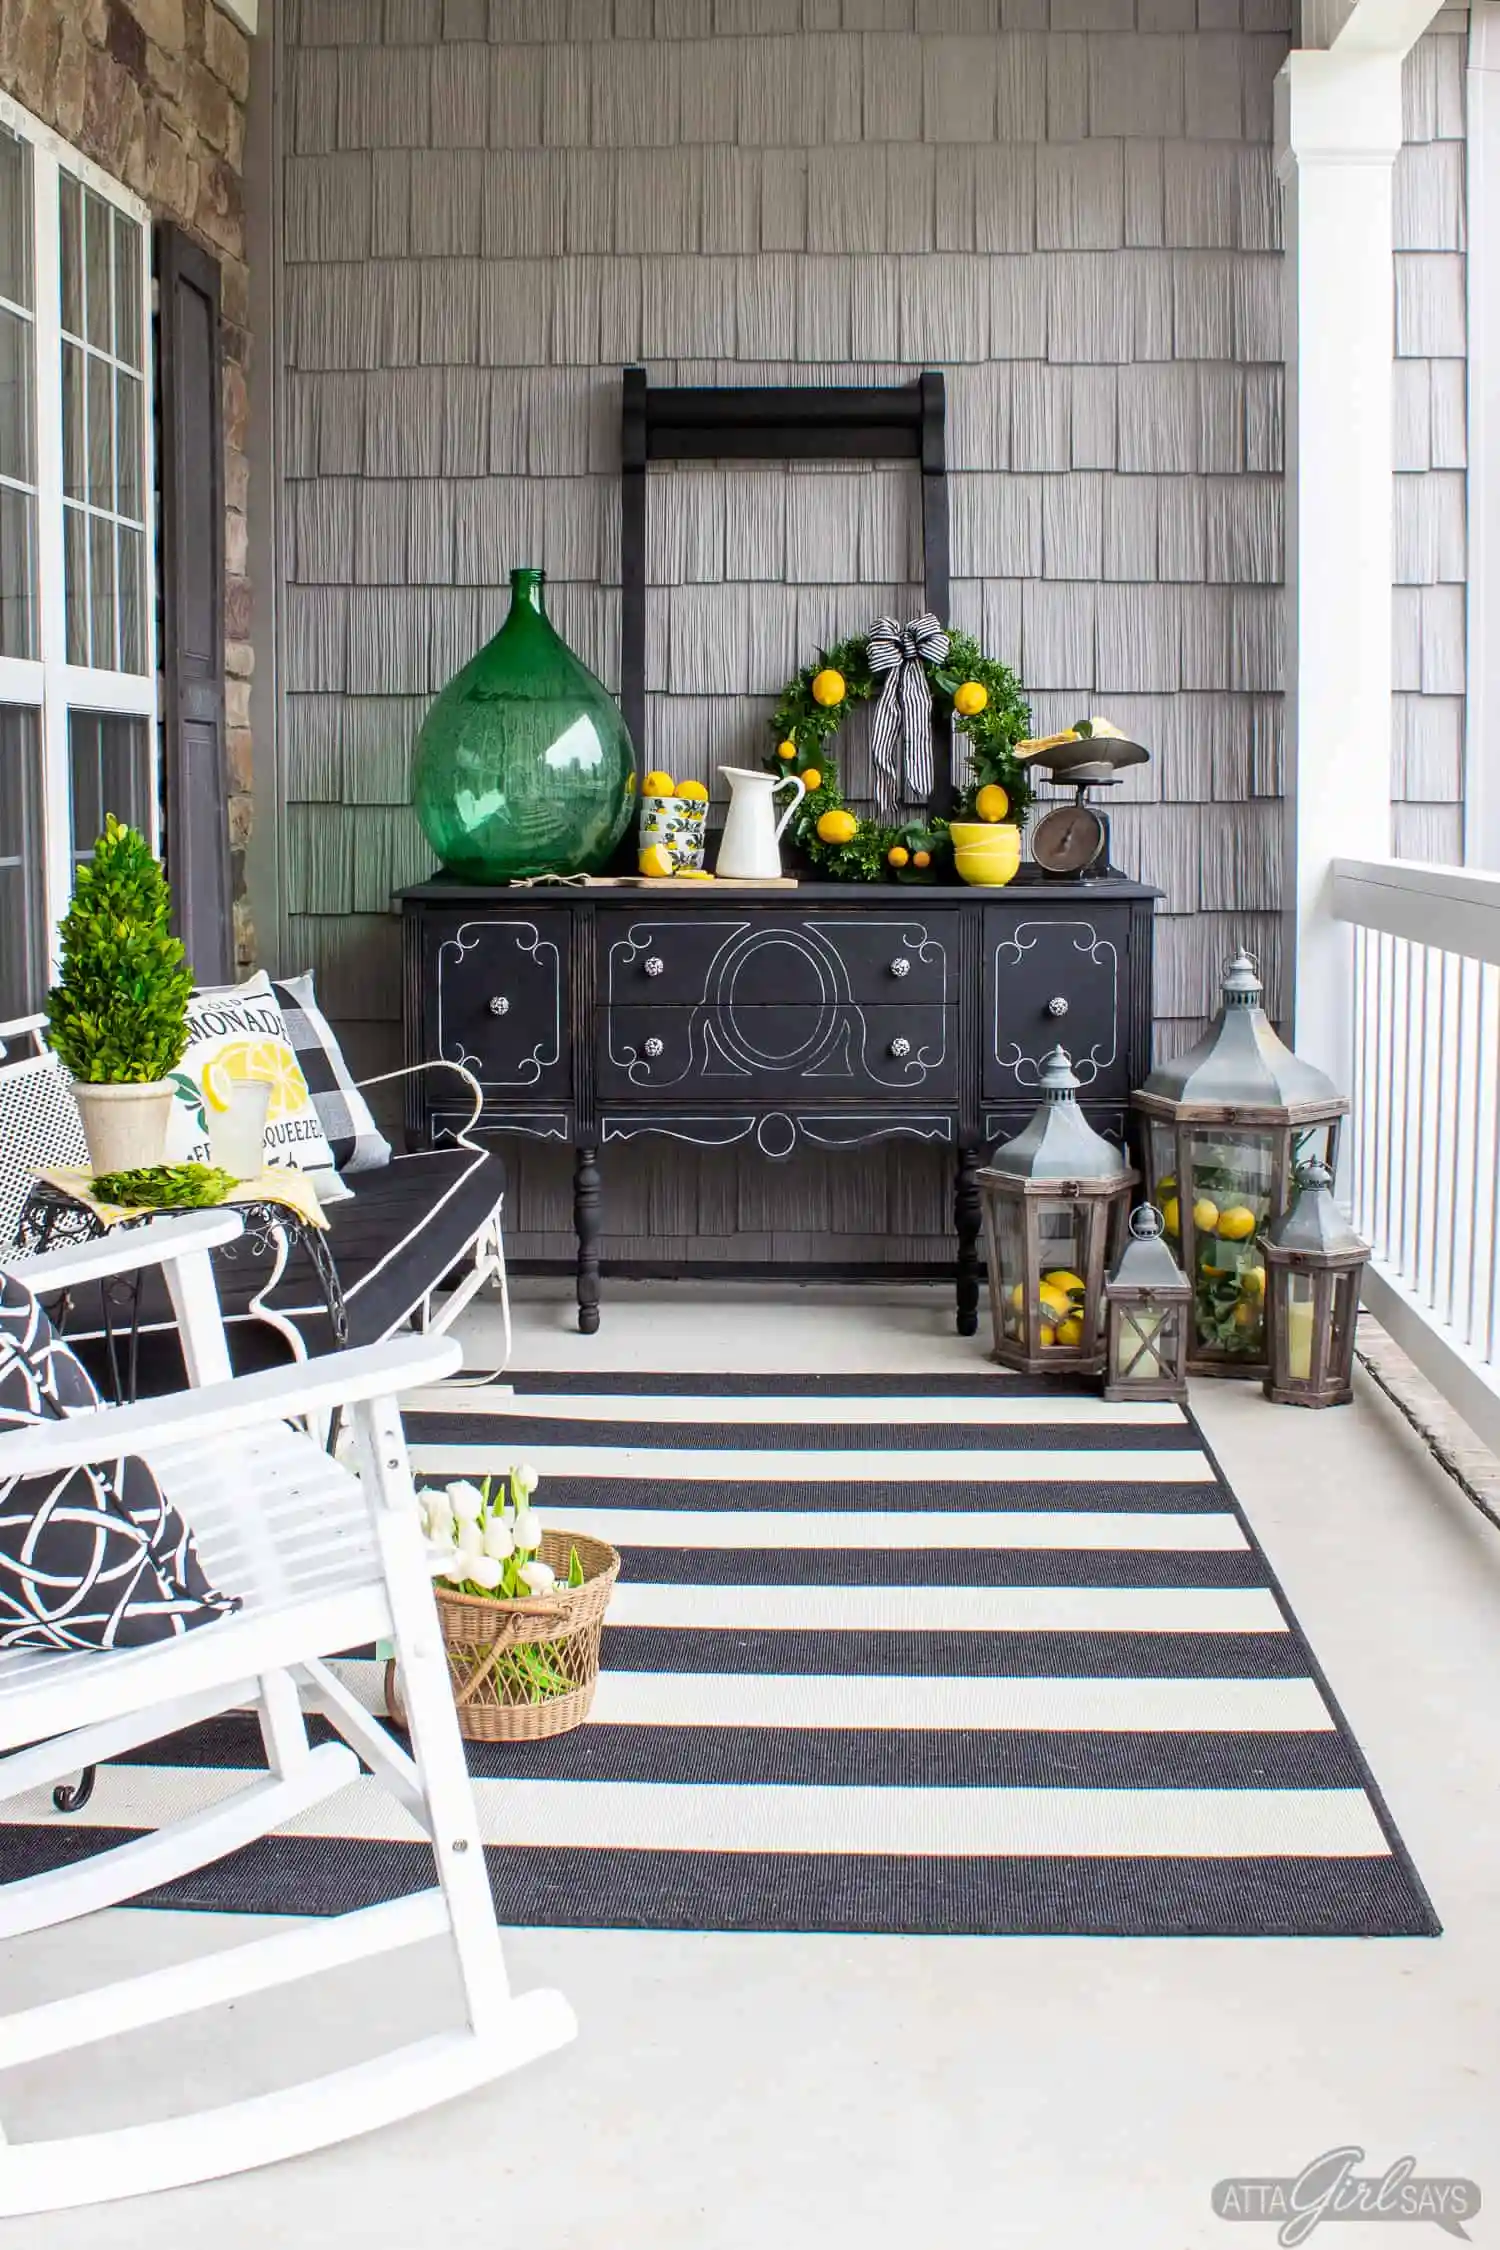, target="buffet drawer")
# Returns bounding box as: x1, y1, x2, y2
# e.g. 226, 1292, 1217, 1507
983, 903, 1133, 1101
429, 911, 572, 1095
598, 1003, 957, 1099
599, 910, 957, 1010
